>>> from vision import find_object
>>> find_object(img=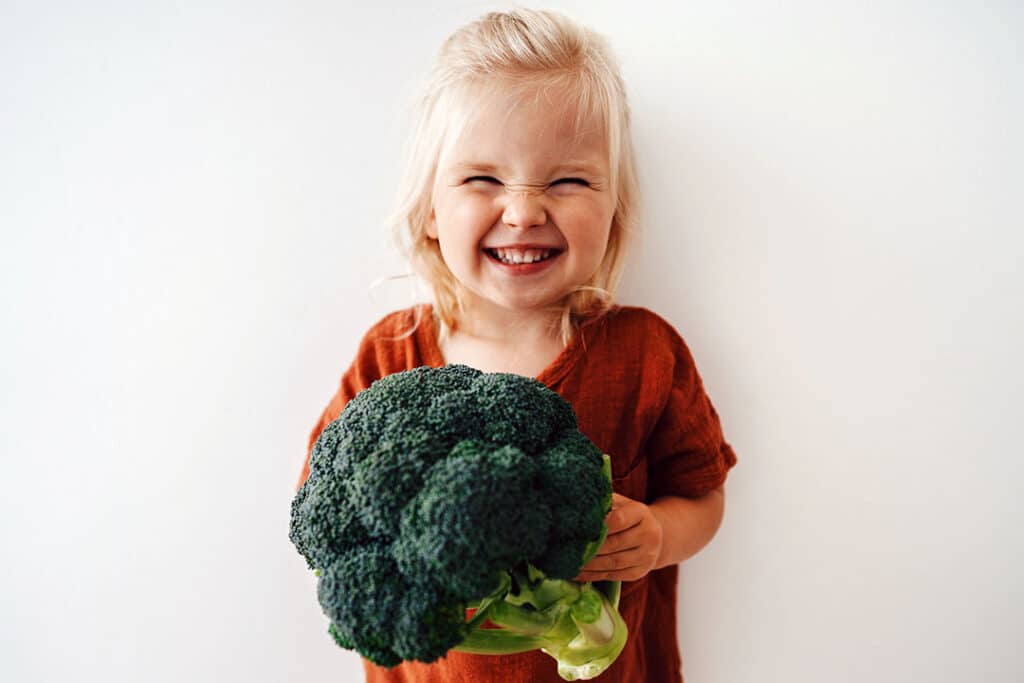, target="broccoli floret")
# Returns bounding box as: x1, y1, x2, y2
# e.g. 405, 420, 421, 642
289, 365, 627, 680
